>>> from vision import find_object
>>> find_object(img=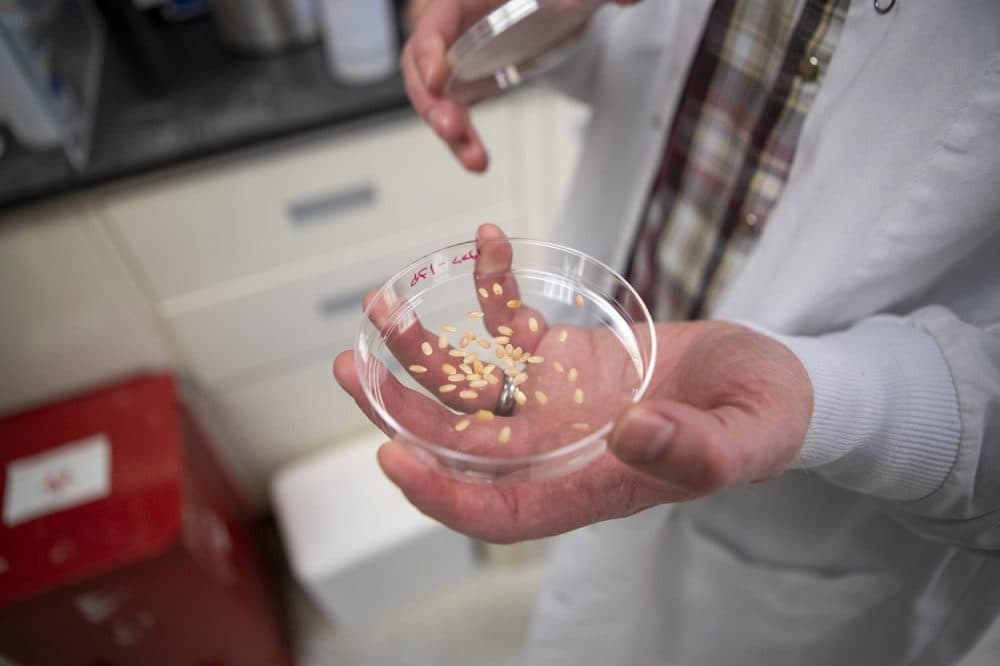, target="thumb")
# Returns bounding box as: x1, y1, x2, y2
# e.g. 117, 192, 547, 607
609, 400, 746, 493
